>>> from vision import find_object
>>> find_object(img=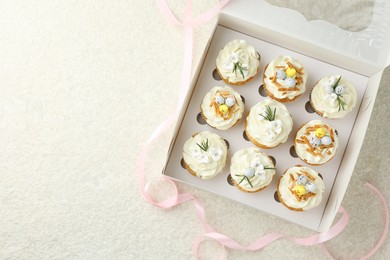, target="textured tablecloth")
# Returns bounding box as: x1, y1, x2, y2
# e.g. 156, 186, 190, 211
0, 0, 389, 259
